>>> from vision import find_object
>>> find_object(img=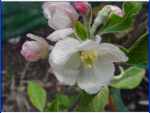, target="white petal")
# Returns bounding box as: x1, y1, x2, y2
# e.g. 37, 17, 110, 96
42, 2, 70, 19
47, 28, 74, 41
51, 56, 80, 85
43, 2, 79, 30
49, 38, 81, 85
78, 40, 99, 51
62, 3, 79, 21
49, 38, 80, 66
95, 35, 102, 44
77, 59, 114, 94
53, 69, 79, 85
26, 33, 44, 42
51, 9, 72, 29
107, 5, 124, 17
42, 2, 53, 19
48, 20, 57, 30
98, 43, 128, 63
